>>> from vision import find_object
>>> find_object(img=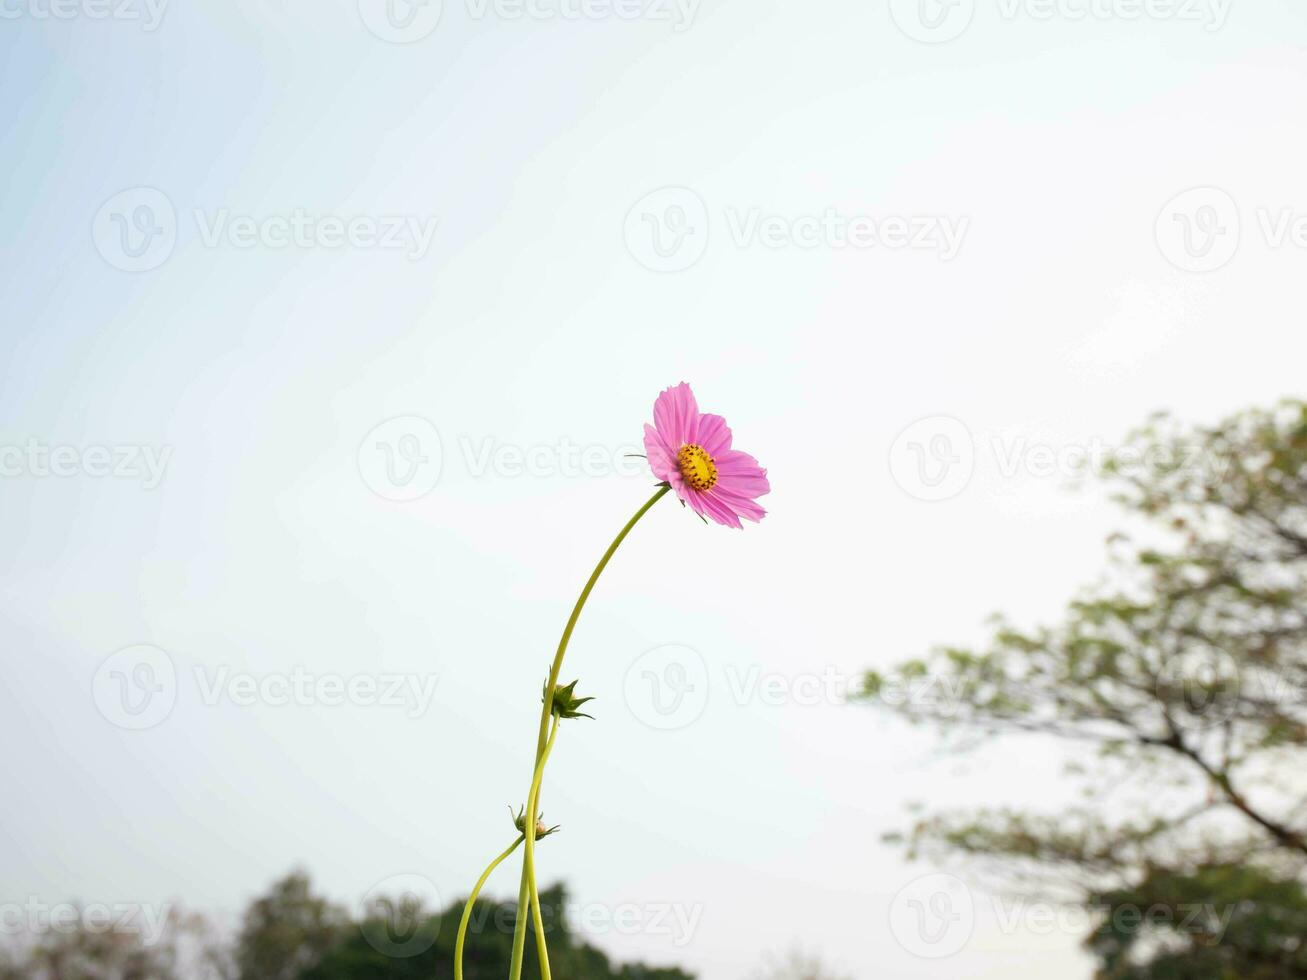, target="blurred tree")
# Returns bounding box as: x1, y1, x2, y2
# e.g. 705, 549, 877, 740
749, 948, 850, 980
235, 871, 349, 980
0, 904, 221, 980
301, 881, 695, 980
861, 401, 1307, 977
0, 875, 697, 980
